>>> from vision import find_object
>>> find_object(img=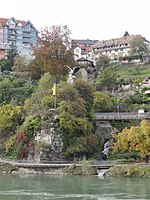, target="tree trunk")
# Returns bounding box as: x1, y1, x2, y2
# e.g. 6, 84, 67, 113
145, 155, 149, 163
